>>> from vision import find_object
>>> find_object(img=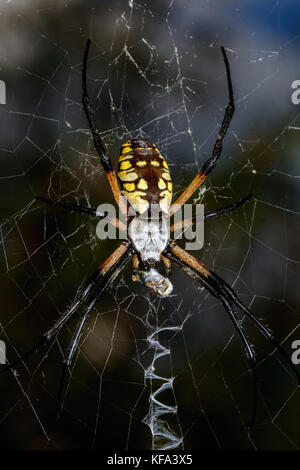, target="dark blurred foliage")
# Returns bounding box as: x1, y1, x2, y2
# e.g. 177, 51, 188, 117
0, 0, 300, 450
